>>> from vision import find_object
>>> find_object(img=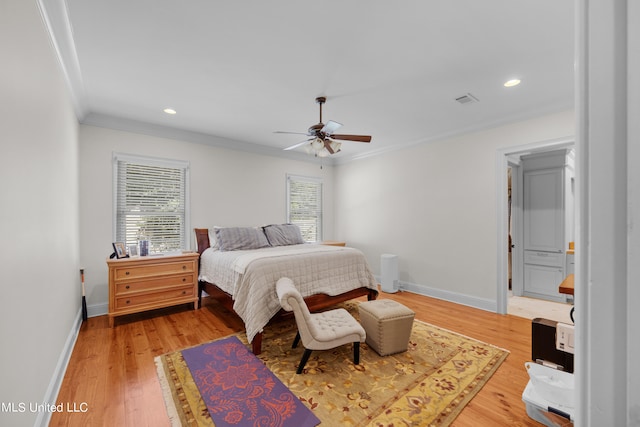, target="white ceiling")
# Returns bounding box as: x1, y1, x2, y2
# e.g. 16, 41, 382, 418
43, 0, 575, 163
